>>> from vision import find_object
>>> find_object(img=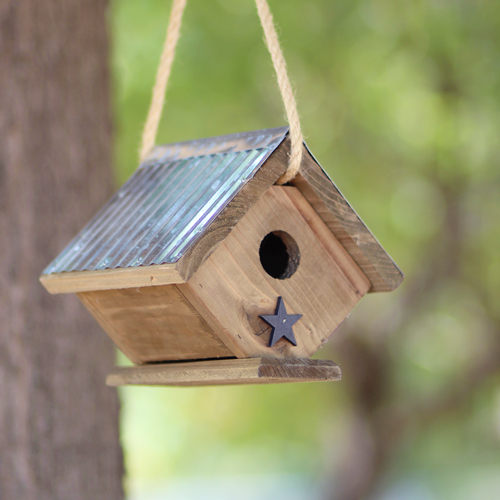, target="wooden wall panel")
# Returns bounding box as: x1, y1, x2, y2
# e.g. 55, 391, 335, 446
183, 186, 371, 359
78, 285, 233, 364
